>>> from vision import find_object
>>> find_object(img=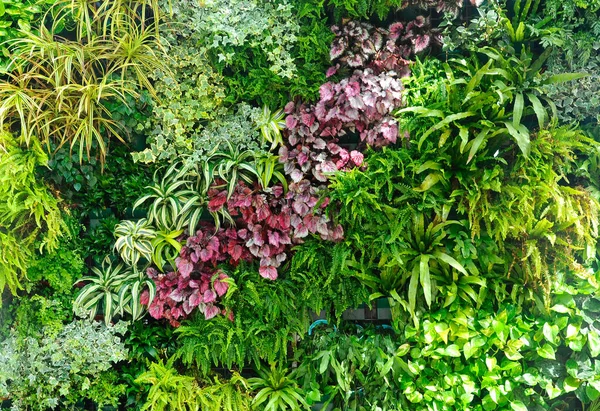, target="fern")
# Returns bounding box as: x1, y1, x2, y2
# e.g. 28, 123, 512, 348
136, 358, 201, 411
197, 373, 252, 411
0, 133, 66, 299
